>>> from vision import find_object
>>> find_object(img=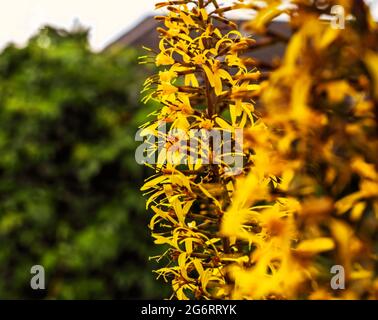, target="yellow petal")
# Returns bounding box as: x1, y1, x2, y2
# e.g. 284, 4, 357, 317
215, 117, 233, 130
295, 238, 335, 255
141, 175, 168, 191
